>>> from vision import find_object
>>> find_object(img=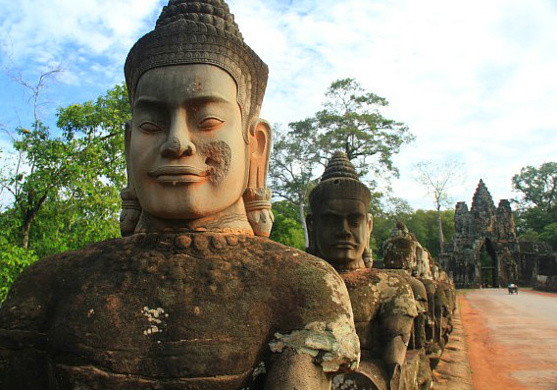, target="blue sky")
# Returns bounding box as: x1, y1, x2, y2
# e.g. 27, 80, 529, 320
1, 0, 556, 210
